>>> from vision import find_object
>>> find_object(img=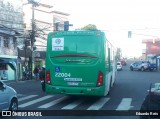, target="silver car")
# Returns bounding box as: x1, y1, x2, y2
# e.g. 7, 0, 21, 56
130, 61, 149, 71
0, 80, 18, 111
